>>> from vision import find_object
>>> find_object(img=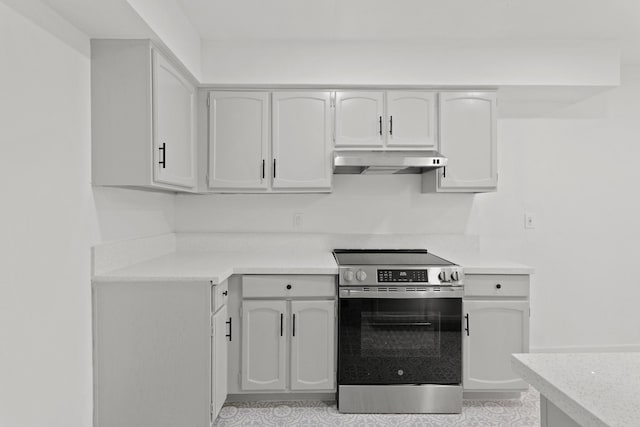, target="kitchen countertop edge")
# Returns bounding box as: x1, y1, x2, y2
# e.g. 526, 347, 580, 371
511, 353, 621, 427
91, 251, 534, 283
